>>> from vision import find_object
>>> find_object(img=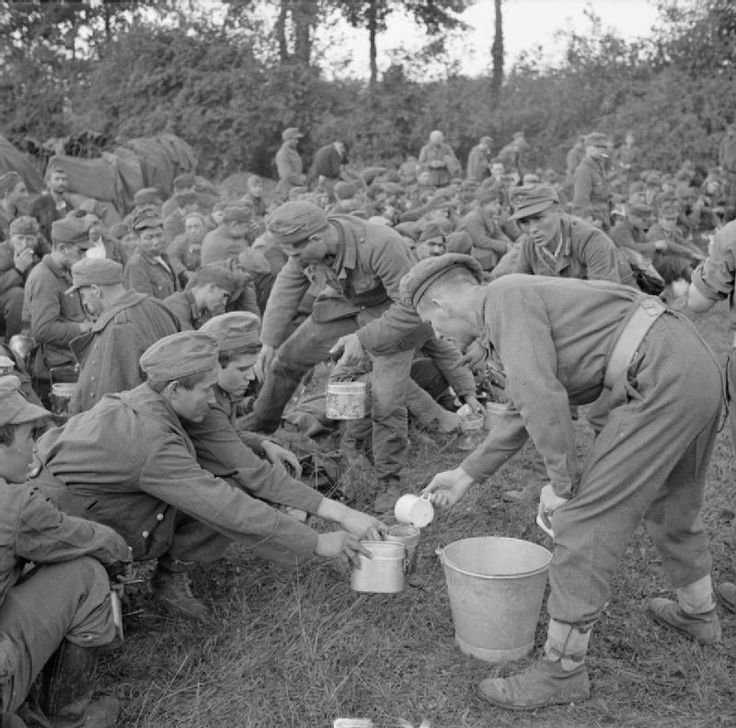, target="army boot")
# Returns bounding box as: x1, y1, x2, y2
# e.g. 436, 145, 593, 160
372, 477, 402, 514
151, 558, 210, 622
40, 641, 119, 728
648, 575, 721, 645
478, 619, 592, 710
